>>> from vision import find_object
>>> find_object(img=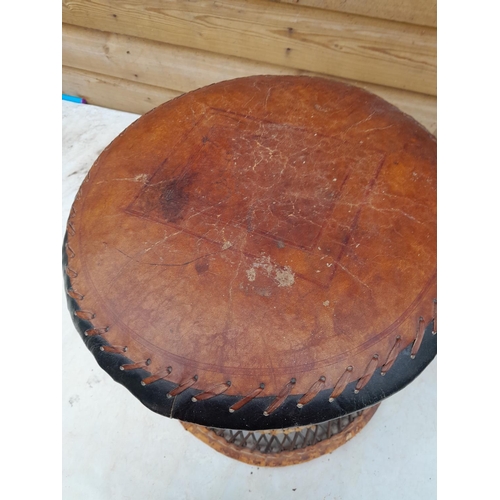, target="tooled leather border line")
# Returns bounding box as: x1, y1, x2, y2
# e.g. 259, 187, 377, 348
63, 232, 437, 431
